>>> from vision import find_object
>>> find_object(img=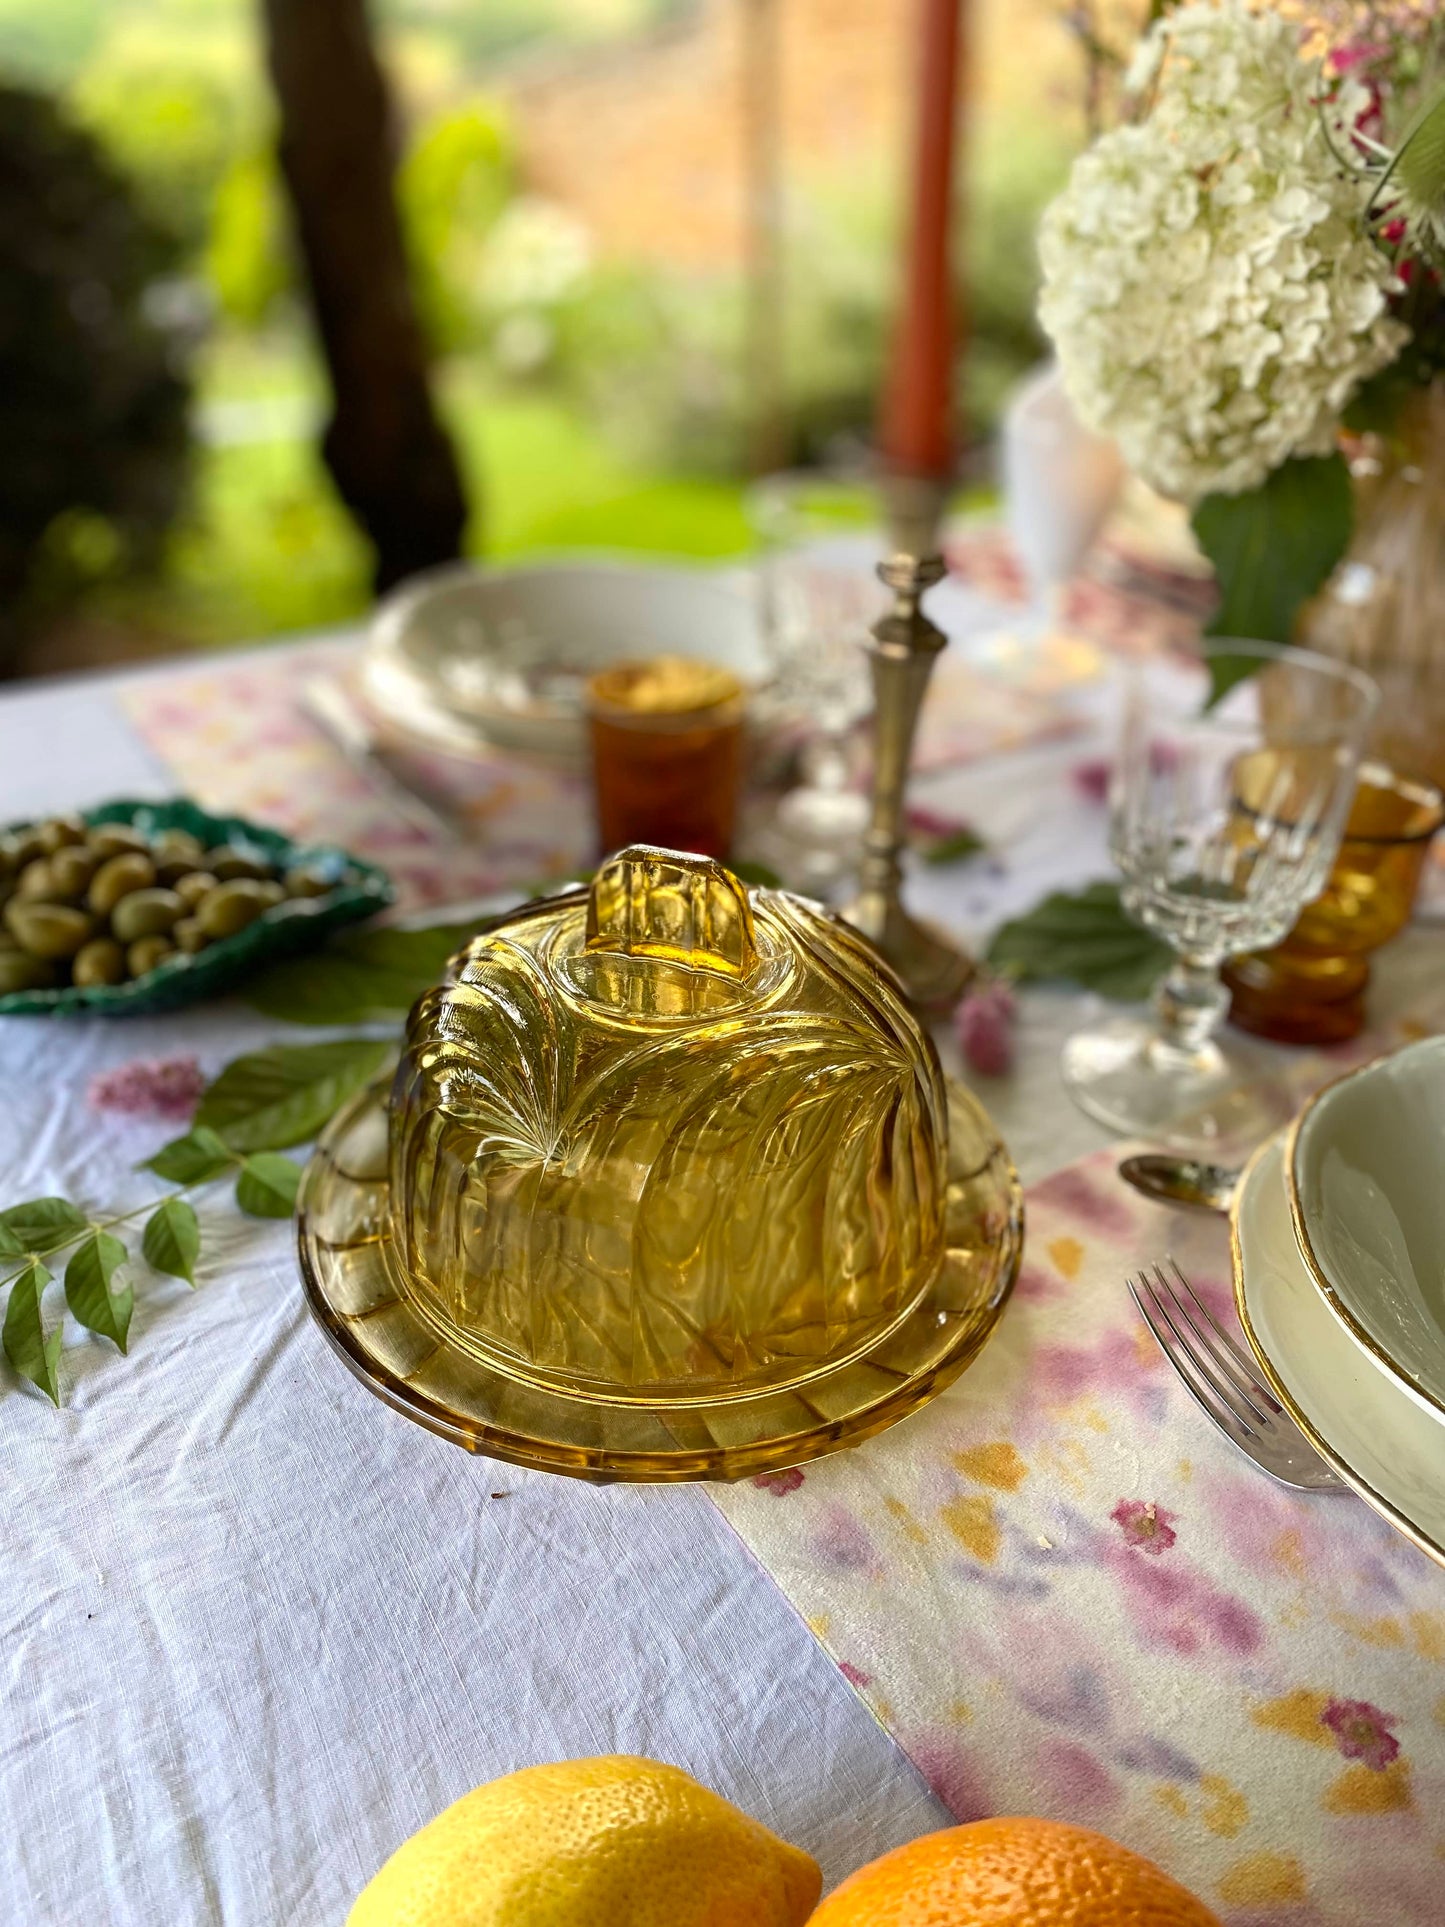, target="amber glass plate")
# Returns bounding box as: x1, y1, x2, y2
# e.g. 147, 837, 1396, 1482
297, 1075, 1023, 1484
